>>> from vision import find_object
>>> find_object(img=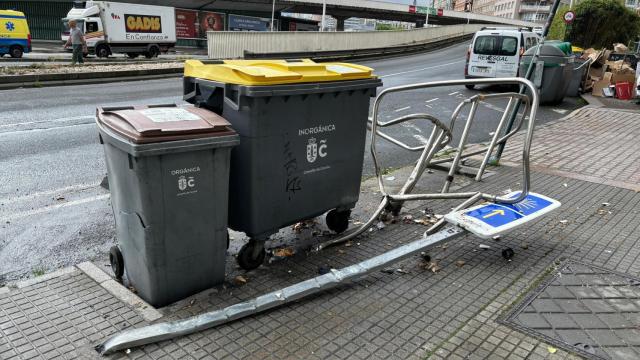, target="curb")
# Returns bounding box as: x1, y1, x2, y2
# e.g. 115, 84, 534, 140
77, 262, 163, 322
0, 68, 182, 90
